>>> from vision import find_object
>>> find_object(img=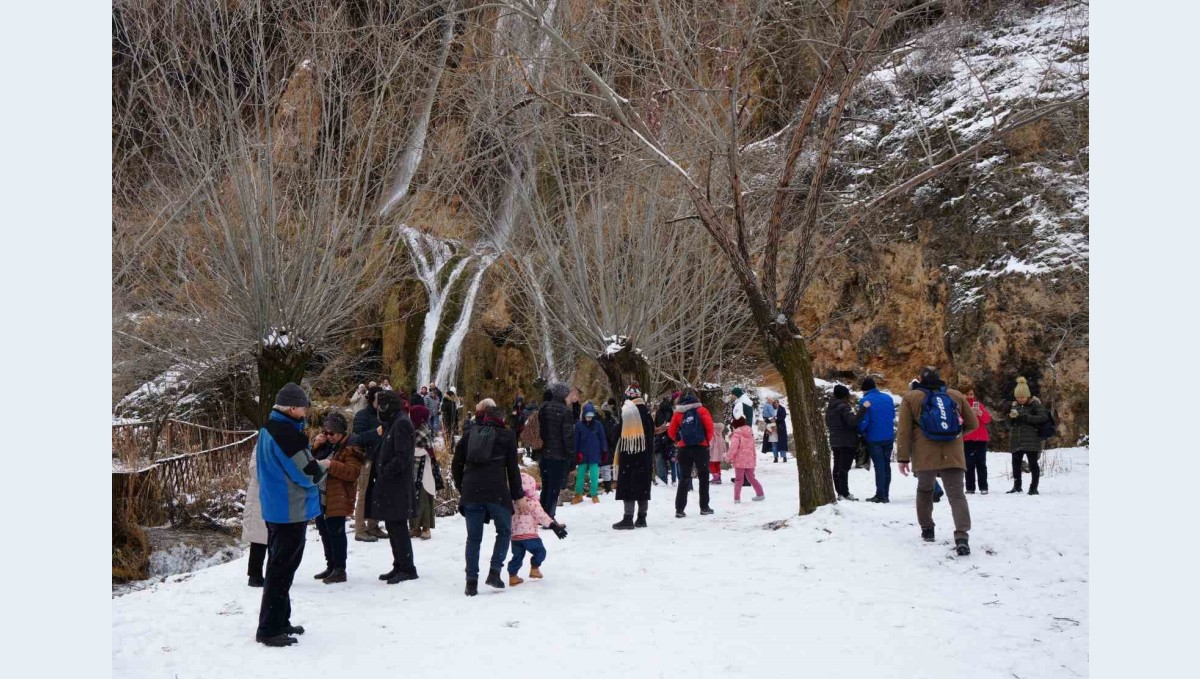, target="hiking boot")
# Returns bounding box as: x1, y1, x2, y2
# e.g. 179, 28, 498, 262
484, 569, 505, 589
700, 508, 714, 516
843, 494, 858, 501
509, 574, 524, 587
313, 566, 333, 580
1028, 489, 1039, 495
410, 528, 422, 539
256, 634, 297, 647
529, 567, 543, 579
286, 625, 305, 636
752, 495, 765, 502
921, 528, 935, 543
966, 490, 976, 494
465, 579, 478, 596
955, 539, 971, 556
613, 515, 635, 530
592, 495, 600, 504
865, 496, 884, 503
634, 513, 647, 528
420, 529, 432, 540
322, 568, 346, 584
386, 570, 419, 585
378, 568, 397, 581
354, 533, 378, 543
675, 511, 686, 518
247, 575, 265, 588
980, 490, 989, 495
571, 496, 583, 505
1006, 488, 1022, 494
367, 526, 390, 539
